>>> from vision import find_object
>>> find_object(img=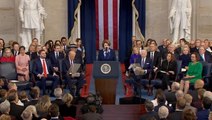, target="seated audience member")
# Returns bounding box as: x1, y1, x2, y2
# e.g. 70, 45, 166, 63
11, 42, 20, 56
98, 40, 116, 61
168, 98, 186, 120
48, 44, 65, 72
7, 83, 17, 91
52, 88, 64, 107
62, 50, 84, 96
203, 91, 212, 101
47, 104, 63, 120
136, 40, 143, 53
18, 90, 29, 106
0, 77, 6, 89
132, 49, 152, 95
198, 46, 212, 63
0, 89, 7, 100
0, 38, 5, 58
158, 39, 169, 60
148, 43, 161, 70
21, 105, 39, 120
176, 38, 188, 53
76, 38, 86, 64
179, 46, 191, 69
79, 105, 103, 120
7, 89, 25, 120
158, 106, 169, 120
189, 40, 196, 53
0, 114, 12, 120
15, 46, 30, 81
189, 79, 204, 101
156, 52, 177, 90
192, 39, 201, 53
183, 109, 197, 120
26, 86, 40, 106
166, 44, 179, 59
60, 93, 77, 118
0, 100, 15, 120
192, 88, 206, 111
164, 82, 180, 106
31, 38, 39, 47
35, 95, 52, 119
140, 100, 157, 120
184, 94, 197, 114
31, 45, 42, 60
180, 52, 202, 94
197, 97, 211, 120
129, 46, 141, 64
152, 89, 168, 107
54, 40, 61, 46
32, 49, 59, 95
0, 48, 15, 63
26, 44, 36, 59
61, 37, 68, 52
154, 92, 172, 112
